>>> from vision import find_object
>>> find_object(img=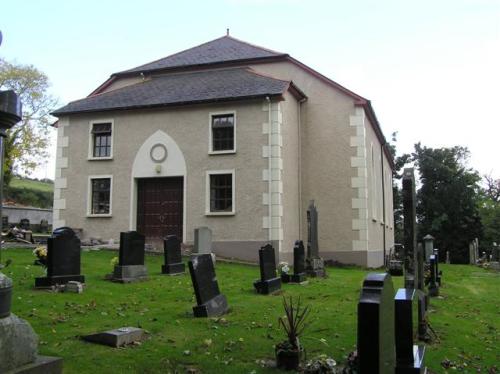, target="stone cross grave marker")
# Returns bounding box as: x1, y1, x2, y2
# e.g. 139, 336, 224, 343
254, 244, 281, 294
162, 235, 185, 275
403, 168, 417, 289
35, 227, 85, 288
112, 231, 148, 283
194, 227, 212, 254
305, 200, 326, 277
394, 288, 426, 373
357, 272, 395, 374
188, 253, 228, 317
281, 240, 307, 284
